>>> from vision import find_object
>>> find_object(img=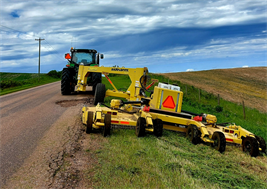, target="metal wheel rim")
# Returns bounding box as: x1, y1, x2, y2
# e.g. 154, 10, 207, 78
214, 136, 218, 147
245, 141, 251, 152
